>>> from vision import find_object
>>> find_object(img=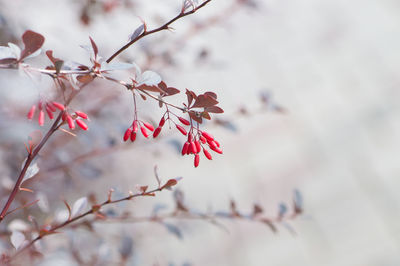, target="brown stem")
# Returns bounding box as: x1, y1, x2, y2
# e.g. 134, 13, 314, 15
105, 0, 212, 63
